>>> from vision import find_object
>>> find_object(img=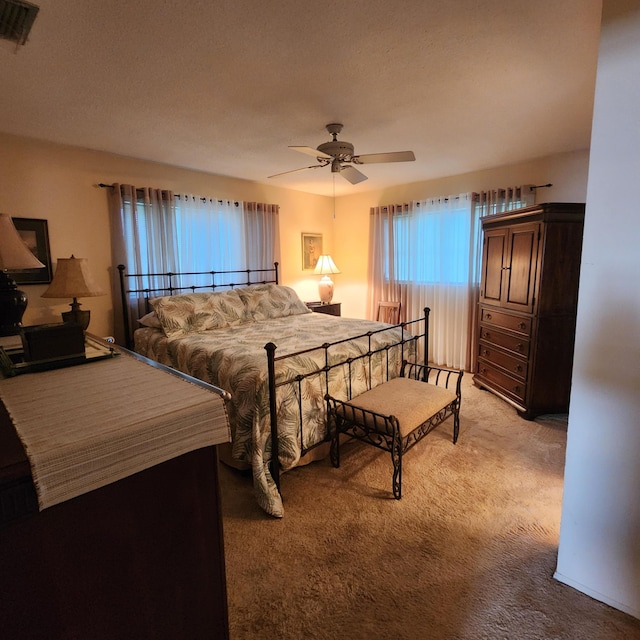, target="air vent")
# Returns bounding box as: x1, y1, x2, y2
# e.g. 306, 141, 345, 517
0, 0, 39, 46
